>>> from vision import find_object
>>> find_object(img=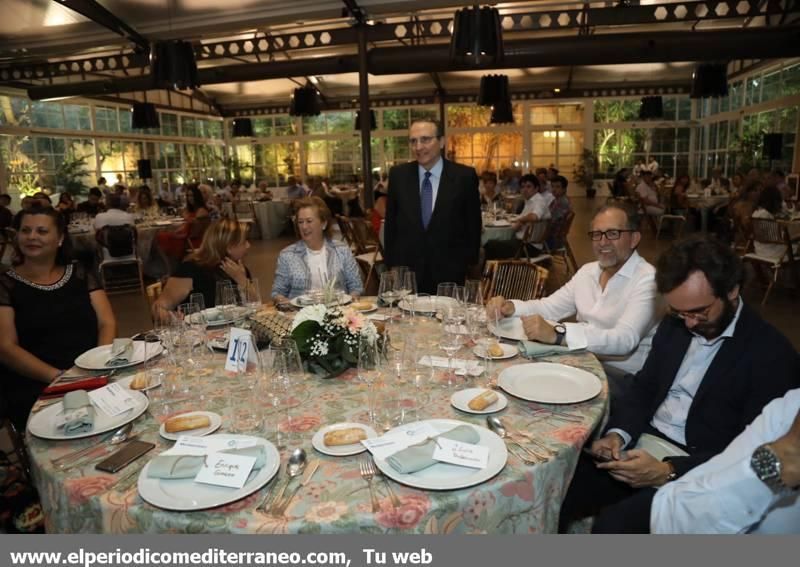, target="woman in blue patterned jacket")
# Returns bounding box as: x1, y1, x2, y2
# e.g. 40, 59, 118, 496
271, 196, 363, 303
